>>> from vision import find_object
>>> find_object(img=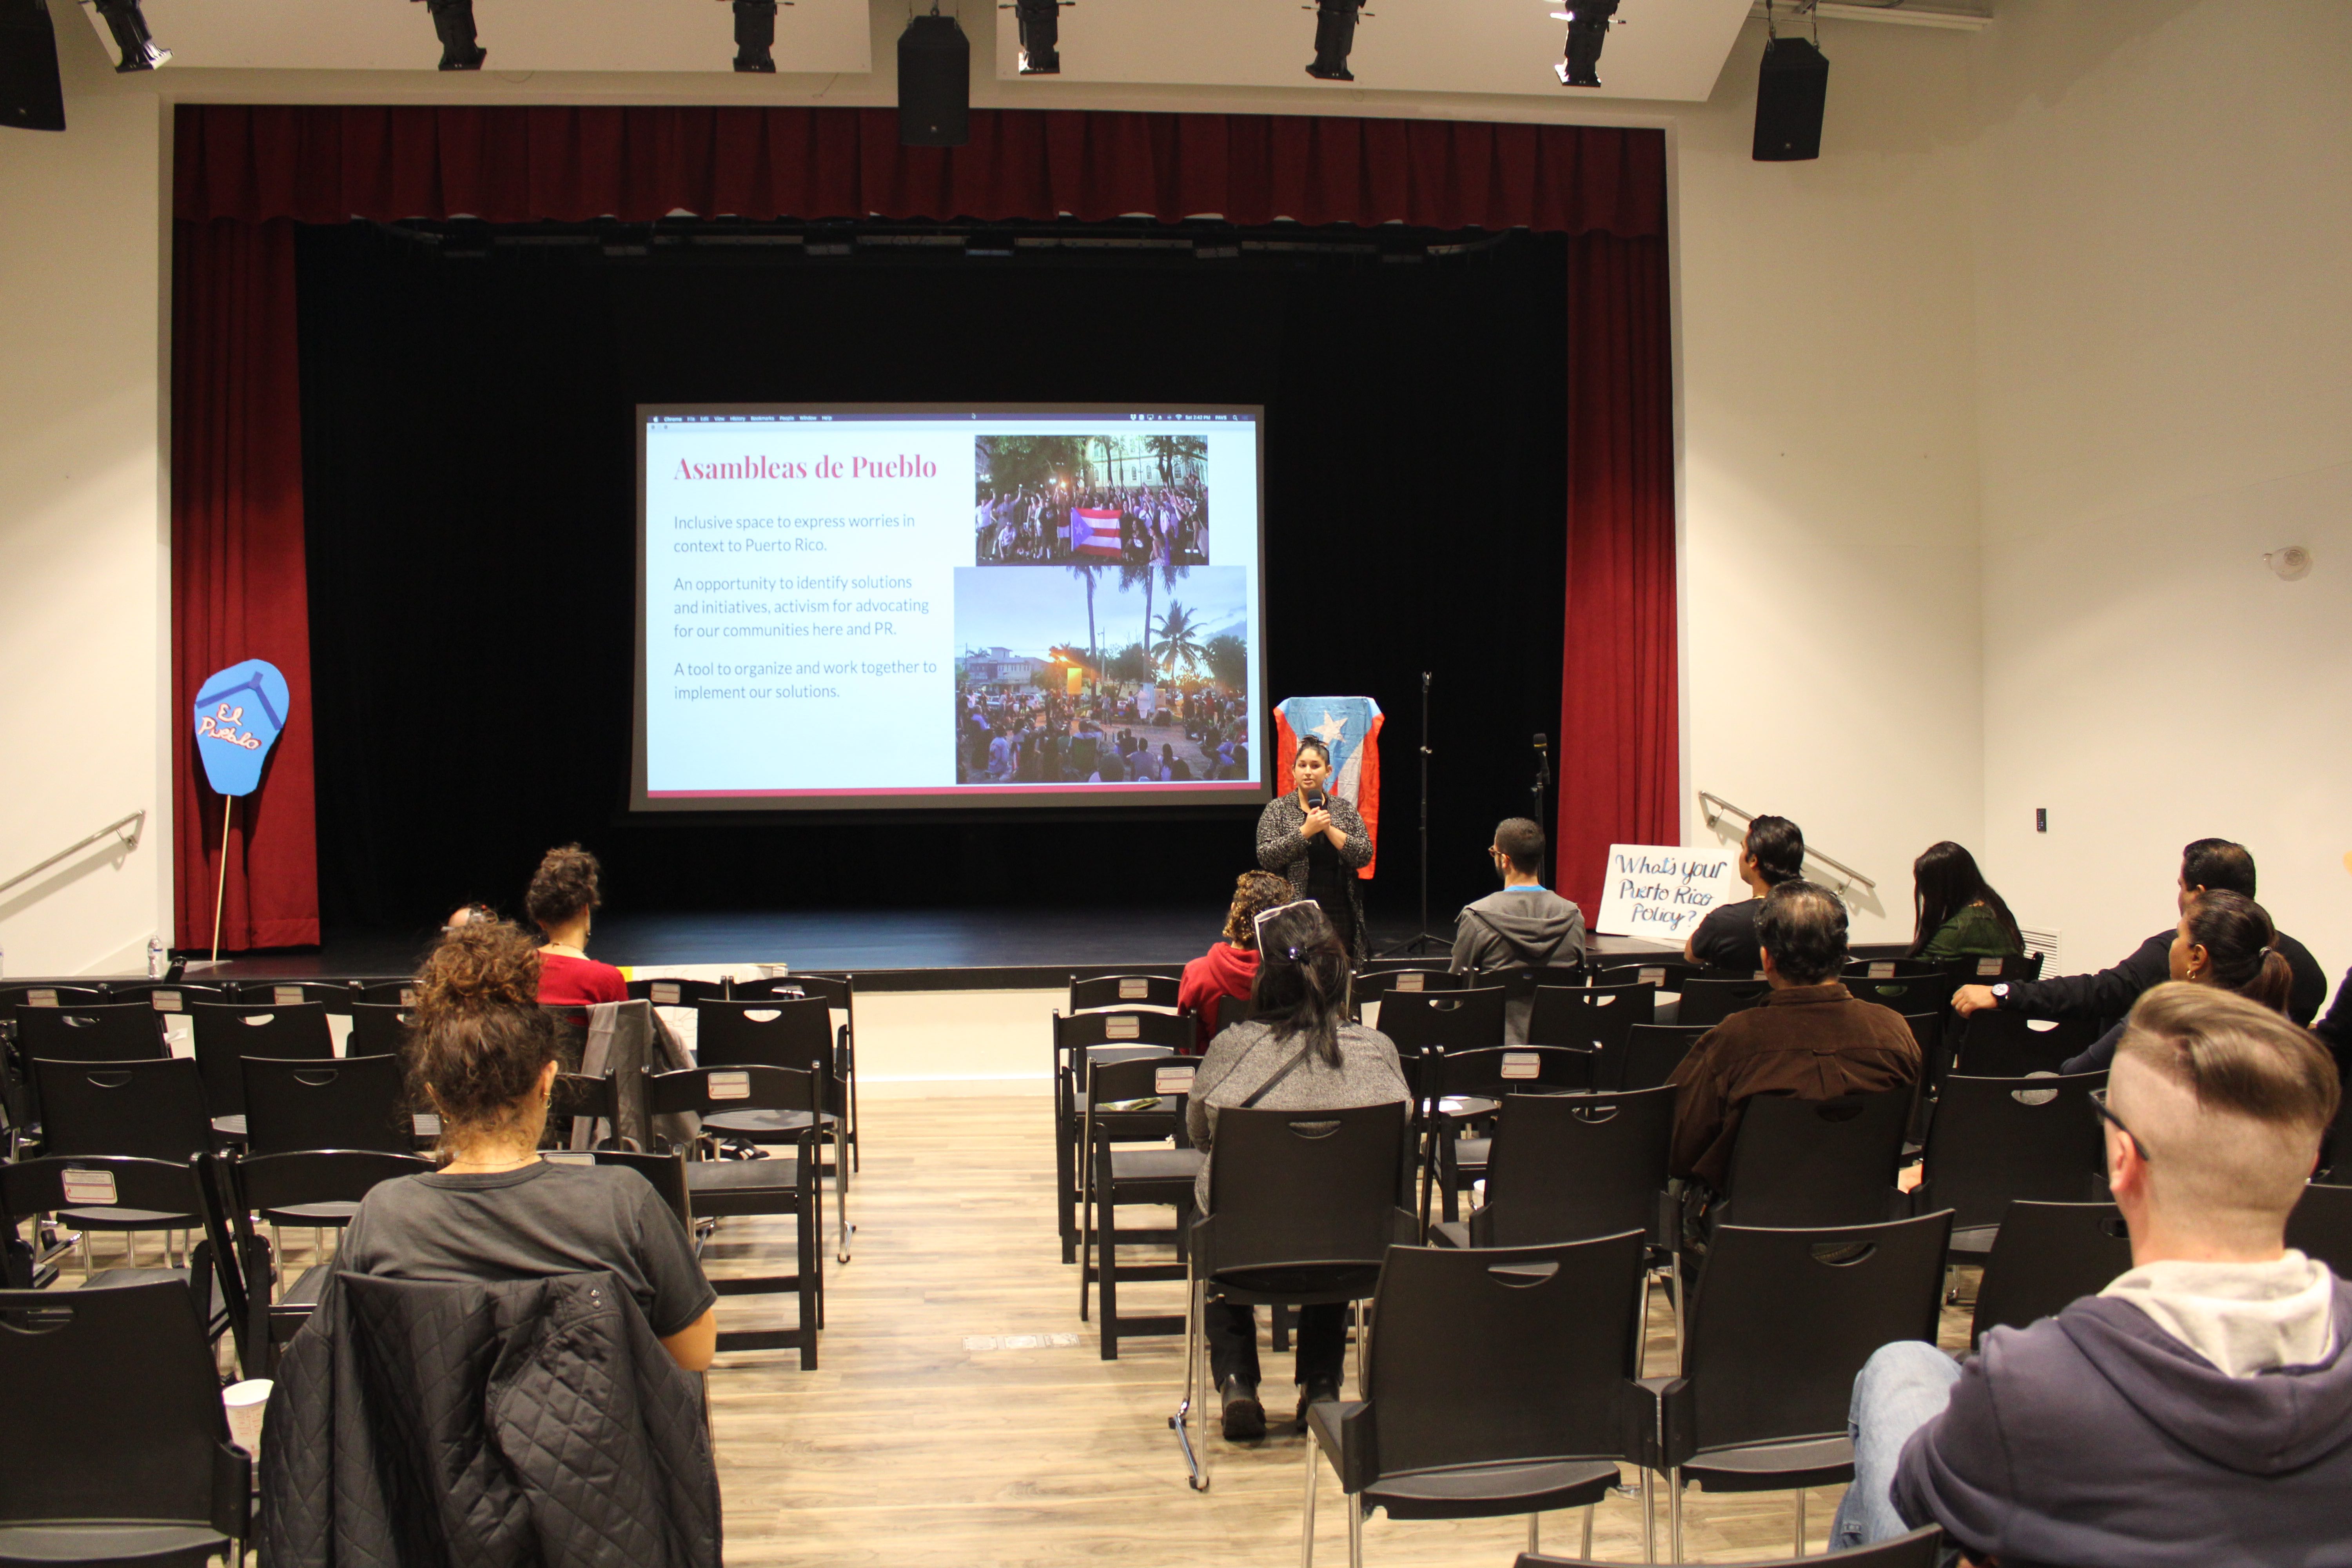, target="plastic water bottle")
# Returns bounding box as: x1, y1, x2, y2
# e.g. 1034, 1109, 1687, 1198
148, 935, 164, 978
